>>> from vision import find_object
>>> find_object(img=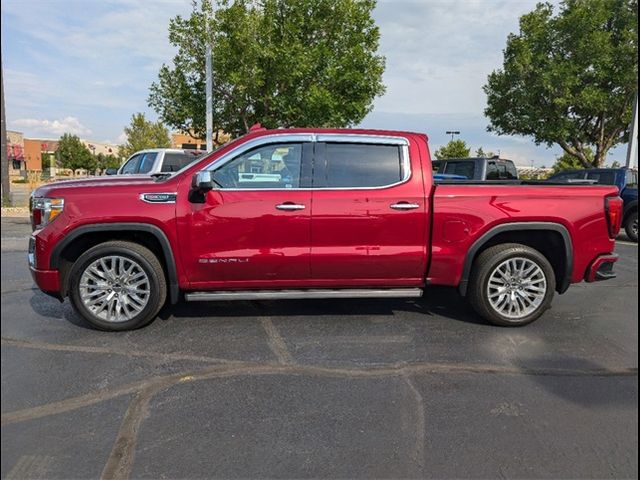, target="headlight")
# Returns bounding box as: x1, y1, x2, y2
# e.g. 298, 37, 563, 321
31, 197, 64, 230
